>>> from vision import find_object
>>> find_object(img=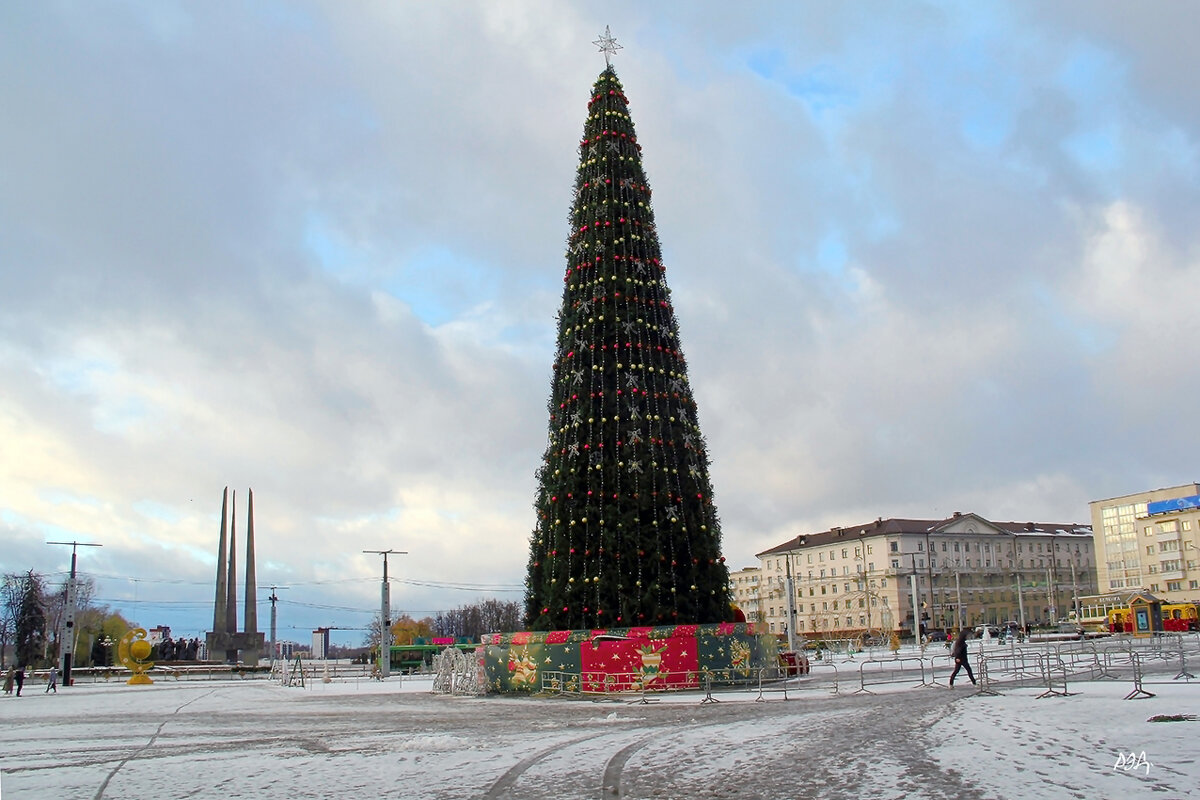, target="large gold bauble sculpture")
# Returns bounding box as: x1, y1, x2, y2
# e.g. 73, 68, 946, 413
117, 628, 155, 685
